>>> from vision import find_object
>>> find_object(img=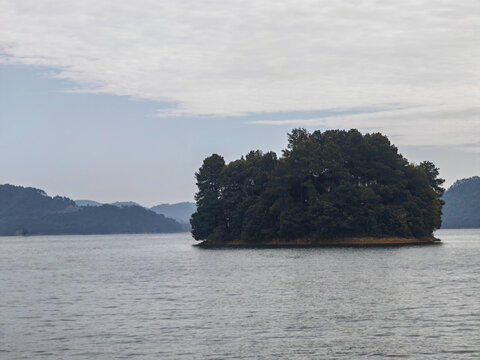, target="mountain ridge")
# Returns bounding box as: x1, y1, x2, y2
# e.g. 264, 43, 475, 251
74, 199, 196, 224
150, 202, 196, 223
0, 184, 185, 235
442, 176, 480, 228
